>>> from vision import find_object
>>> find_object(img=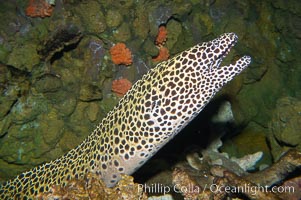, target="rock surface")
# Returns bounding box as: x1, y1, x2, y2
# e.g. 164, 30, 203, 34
268, 97, 301, 160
